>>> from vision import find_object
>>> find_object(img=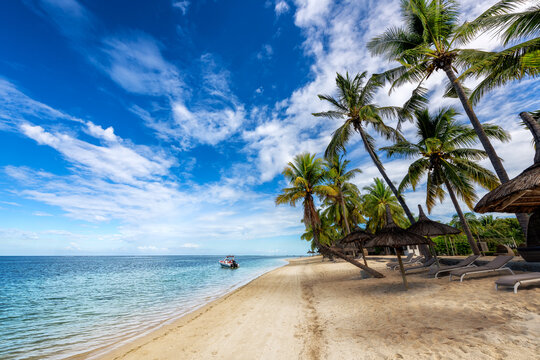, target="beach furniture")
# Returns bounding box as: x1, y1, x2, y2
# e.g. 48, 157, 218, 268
449, 255, 514, 282
386, 253, 413, 269
387, 256, 424, 270
495, 272, 540, 293
403, 257, 436, 273
428, 255, 480, 278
